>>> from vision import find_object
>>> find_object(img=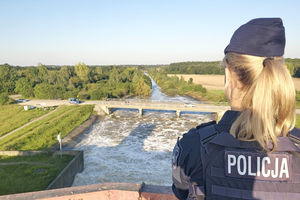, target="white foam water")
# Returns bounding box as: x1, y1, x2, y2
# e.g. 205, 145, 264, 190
72, 111, 214, 186
71, 75, 214, 186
